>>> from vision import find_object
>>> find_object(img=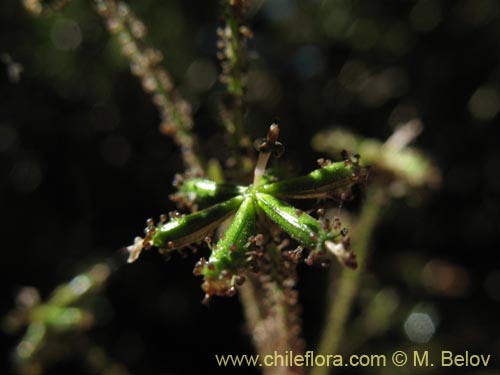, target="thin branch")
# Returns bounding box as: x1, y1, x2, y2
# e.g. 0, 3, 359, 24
239, 245, 305, 375
311, 188, 384, 375
217, 0, 252, 172
383, 119, 422, 151
23, 0, 204, 173
94, 0, 203, 173
239, 124, 304, 374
